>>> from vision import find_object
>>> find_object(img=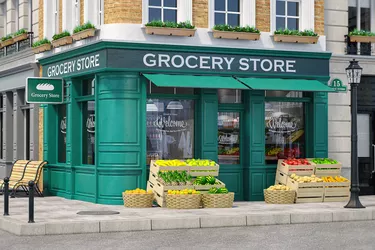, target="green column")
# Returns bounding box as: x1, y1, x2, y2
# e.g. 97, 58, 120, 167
96, 72, 147, 205
310, 92, 329, 158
